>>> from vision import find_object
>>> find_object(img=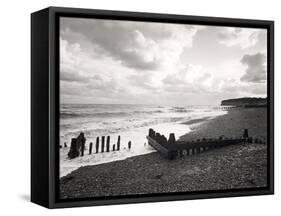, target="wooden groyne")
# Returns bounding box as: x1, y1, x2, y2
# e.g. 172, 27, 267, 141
66, 133, 131, 159
147, 128, 265, 160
